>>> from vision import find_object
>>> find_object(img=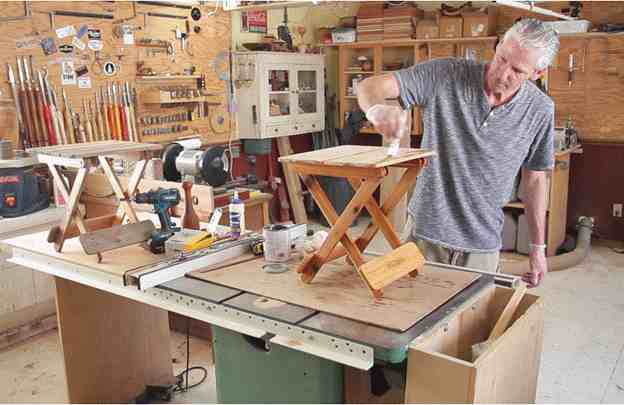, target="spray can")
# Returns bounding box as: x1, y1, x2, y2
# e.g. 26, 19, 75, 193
228, 190, 245, 237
